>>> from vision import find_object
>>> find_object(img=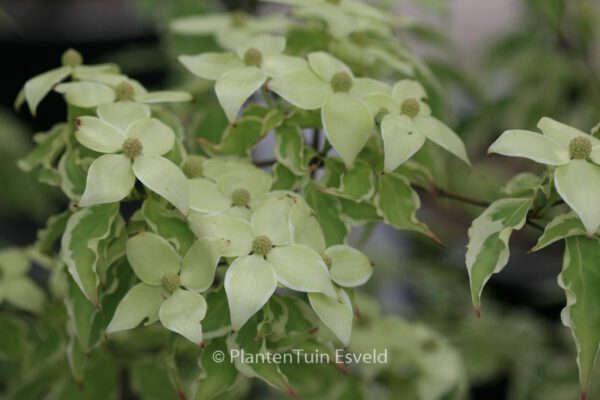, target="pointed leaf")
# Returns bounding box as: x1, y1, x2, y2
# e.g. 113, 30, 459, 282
106, 283, 164, 334
415, 116, 470, 167
225, 255, 277, 330
216, 66, 267, 122
558, 236, 600, 393
267, 244, 336, 297
554, 160, 600, 236
178, 53, 244, 80
532, 212, 588, 252
75, 117, 126, 153
133, 155, 189, 215
308, 289, 353, 345
189, 214, 253, 257
24, 66, 71, 115
159, 289, 207, 345
61, 203, 120, 304
382, 114, 425, 172
180, 239, 224, 292
126, 232, 180, 285
488, 129, 569, 166
466, 198, 533, 313
79, 154, 135, 207
322, 93, 373, 166
55, 81, 115, 108
269, 69, 331, 110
